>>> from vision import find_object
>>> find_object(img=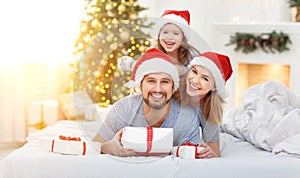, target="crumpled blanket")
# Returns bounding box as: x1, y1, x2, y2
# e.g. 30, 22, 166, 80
221, 80, 300, 157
